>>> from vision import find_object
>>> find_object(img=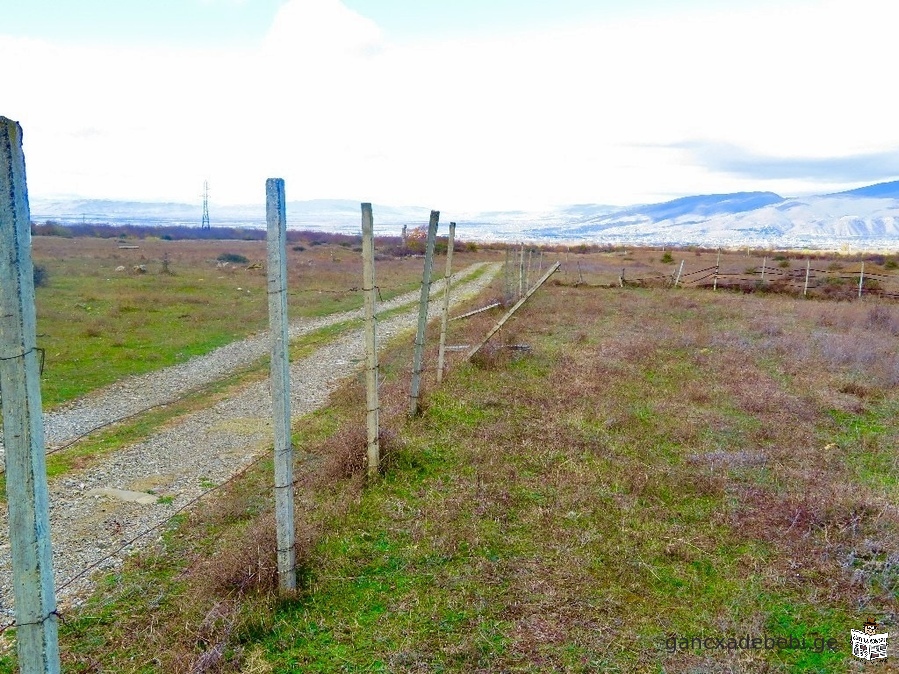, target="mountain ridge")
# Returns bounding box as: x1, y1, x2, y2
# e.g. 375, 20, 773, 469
29, 179, 899, 251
